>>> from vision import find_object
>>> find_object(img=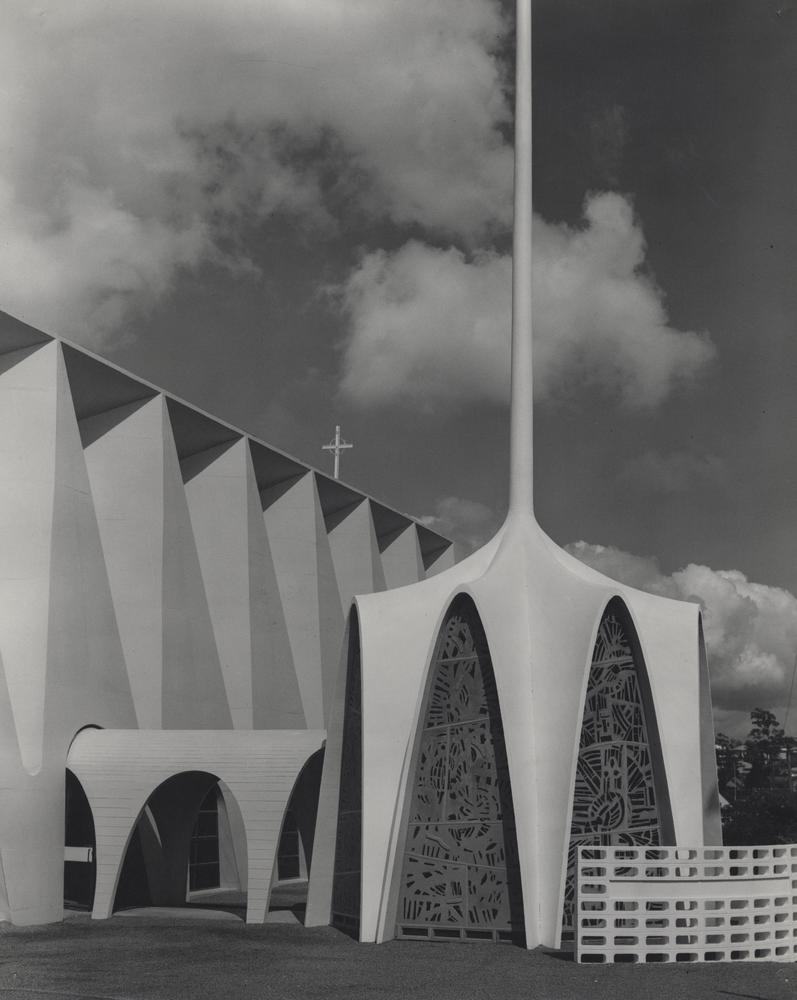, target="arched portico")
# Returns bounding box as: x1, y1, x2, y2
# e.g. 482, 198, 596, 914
115, 770, 220, 912
66, 728, 324, 923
